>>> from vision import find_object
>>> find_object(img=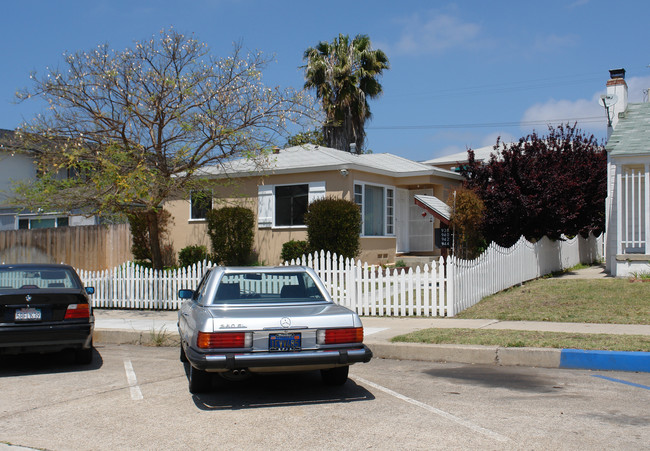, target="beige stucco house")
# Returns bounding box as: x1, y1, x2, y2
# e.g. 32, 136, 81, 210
165, 144, 463, 265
